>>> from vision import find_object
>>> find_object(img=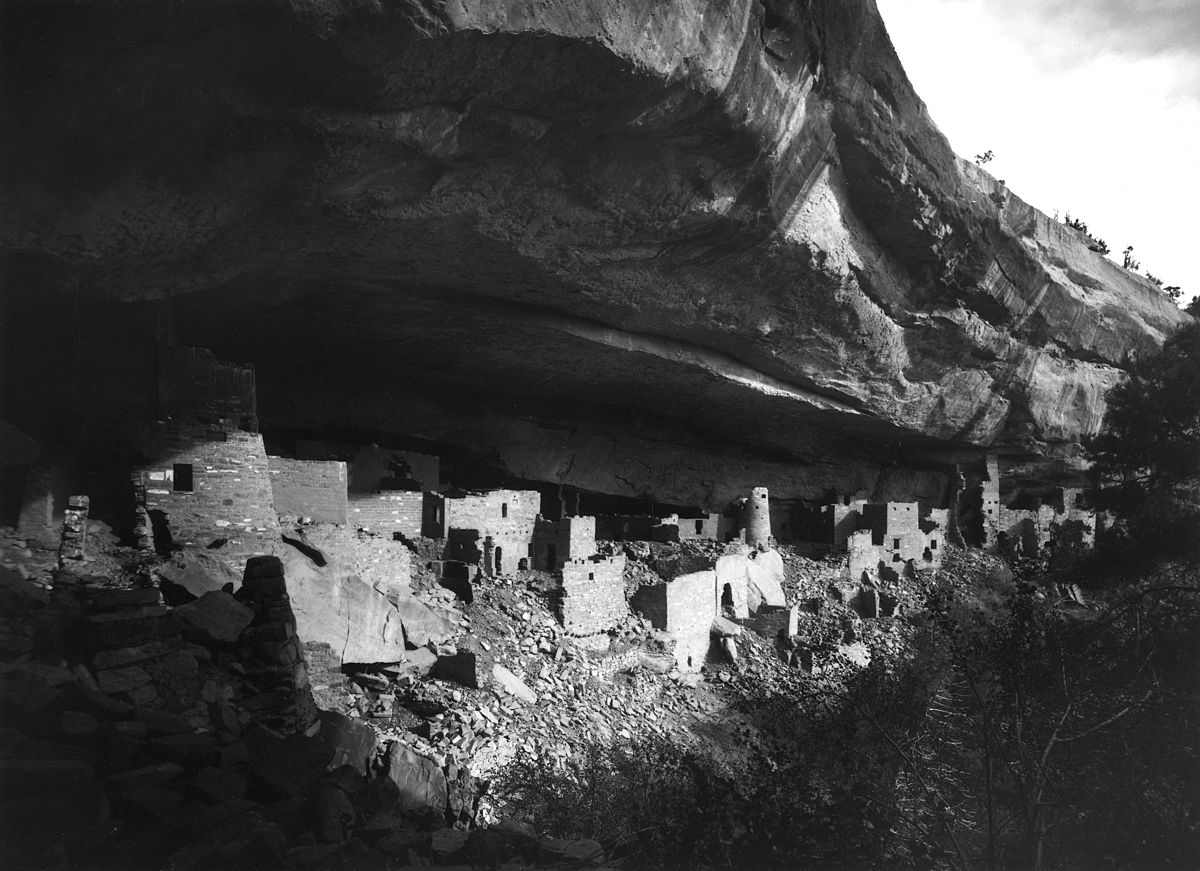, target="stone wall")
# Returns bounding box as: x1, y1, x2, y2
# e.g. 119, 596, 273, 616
664, 570, 719, 672
630, 571, 721, 672
847, 501, 945, 584
996, 489, 1095, 557
558, 516, 596, 562
16, 464, 65, 546
660, 513, 725, 541
432, 490, 541, 575
981, 456, 1002, 548
158, 345, 257, 431
134, 423, 279, 556
268, 457, 348, 524
348, 491, 424, 537
559, 554, 627, 635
